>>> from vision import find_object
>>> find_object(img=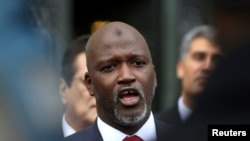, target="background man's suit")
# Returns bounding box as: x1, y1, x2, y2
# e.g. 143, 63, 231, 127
157, 104, 182, 125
